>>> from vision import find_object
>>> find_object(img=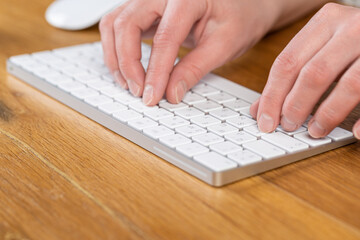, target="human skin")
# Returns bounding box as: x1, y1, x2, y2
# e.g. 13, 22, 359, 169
252, 3, 360, 140
99, 0, 327, 105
